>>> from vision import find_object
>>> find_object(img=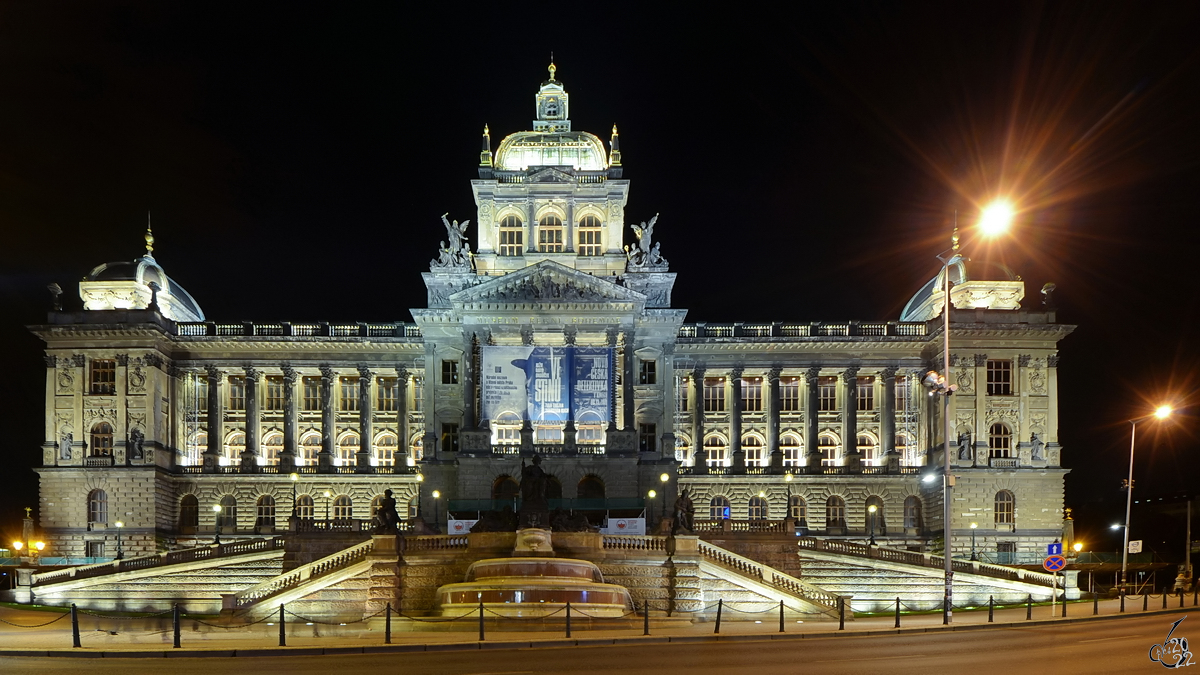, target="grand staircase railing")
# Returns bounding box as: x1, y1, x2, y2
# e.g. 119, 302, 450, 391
697, 540, 841, 615
233, 538, 376, 609
797, 537, 1058, 586
31, 537, 286, 587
